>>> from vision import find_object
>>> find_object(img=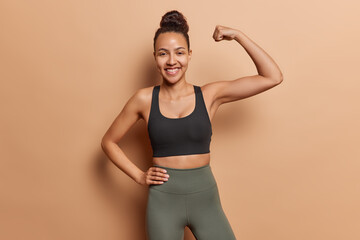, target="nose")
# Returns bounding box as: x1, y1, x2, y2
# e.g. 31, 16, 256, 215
167, 53, 176, 65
